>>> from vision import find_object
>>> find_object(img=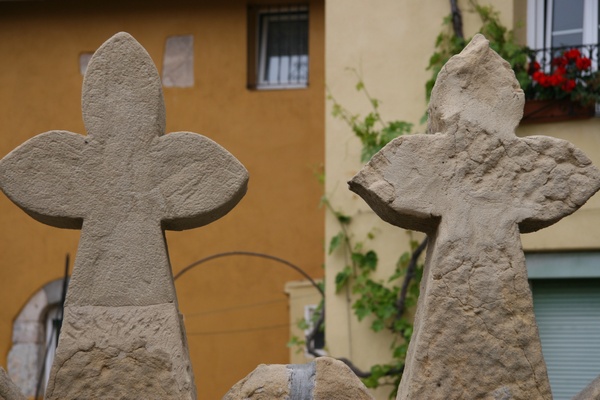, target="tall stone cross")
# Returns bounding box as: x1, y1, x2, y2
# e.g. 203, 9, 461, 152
349, 35, 600, 399
0, 33, 248, 399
